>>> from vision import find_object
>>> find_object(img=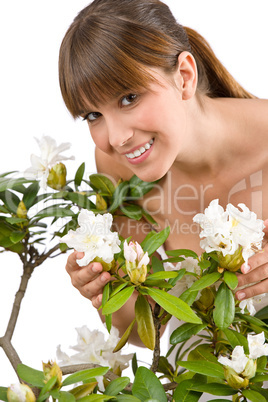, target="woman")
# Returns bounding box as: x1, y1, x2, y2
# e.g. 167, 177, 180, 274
59, 0, 268, 345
